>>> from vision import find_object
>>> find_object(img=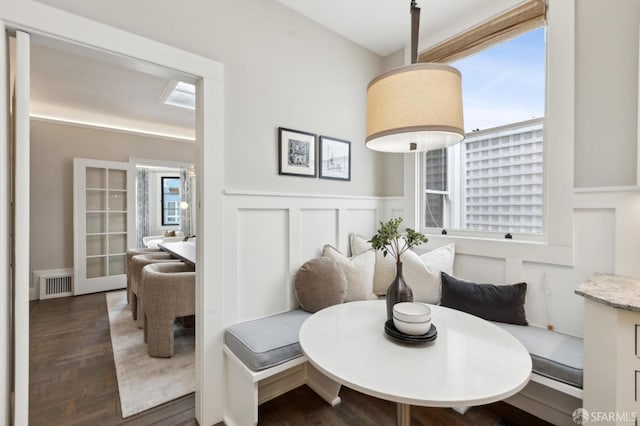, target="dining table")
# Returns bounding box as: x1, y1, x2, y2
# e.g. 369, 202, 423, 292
158, 239, 196, 267
299, 300, 532, 426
